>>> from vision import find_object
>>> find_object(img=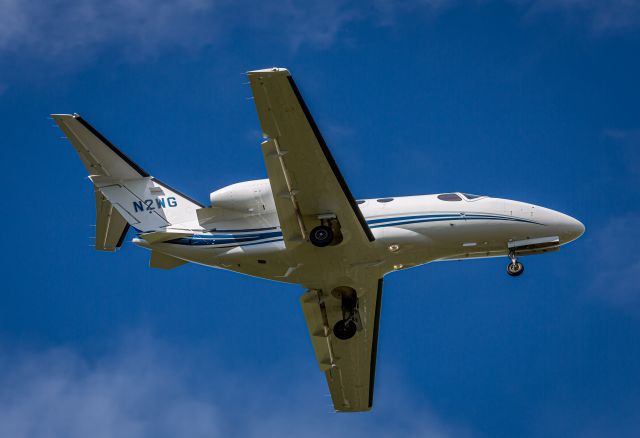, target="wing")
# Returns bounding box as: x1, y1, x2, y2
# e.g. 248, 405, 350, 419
248, 68, 384, 410
300, 277, 384, 412
247, 68, 374, 248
